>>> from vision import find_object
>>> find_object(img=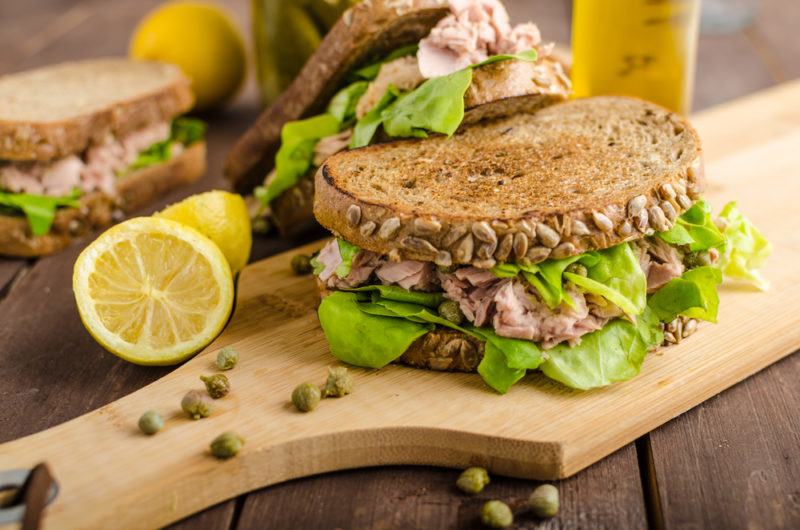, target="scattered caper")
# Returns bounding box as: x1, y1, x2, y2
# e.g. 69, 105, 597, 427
216, 347, 239, 371
480, 500, 513, 528
456, 467, 489, 494
138, 410, 163, 435
566, 262, 588, 277
291, 253, 313, 275
181, 389, 213, 419
528, 484, 559, 518
437, 264, 458, 274
321, 366, 353, 398
685, 250, 712, 268
292, 382, 321, 412
210, 431, 245, 459
252, 217, 270, 235
438, 300, 464, 325
201, 374, 231, 399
